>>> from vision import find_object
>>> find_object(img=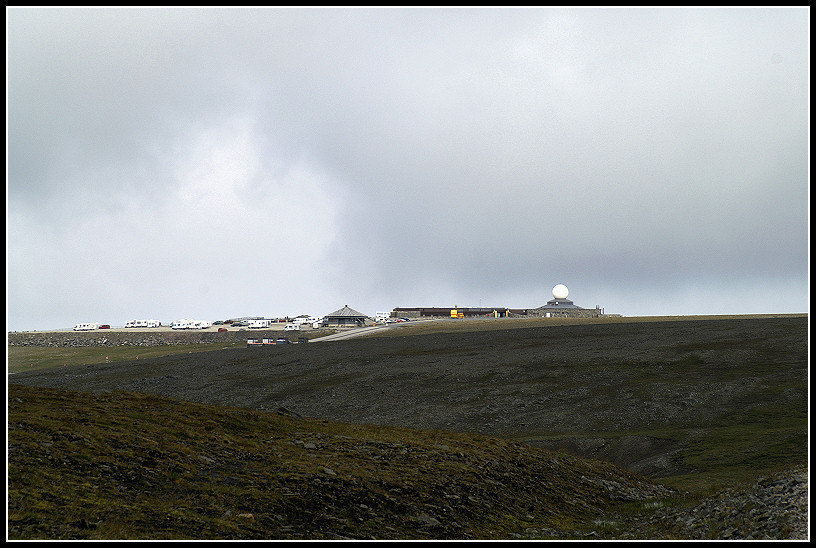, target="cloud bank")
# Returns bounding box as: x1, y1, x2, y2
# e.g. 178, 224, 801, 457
7, 8, 809, 330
